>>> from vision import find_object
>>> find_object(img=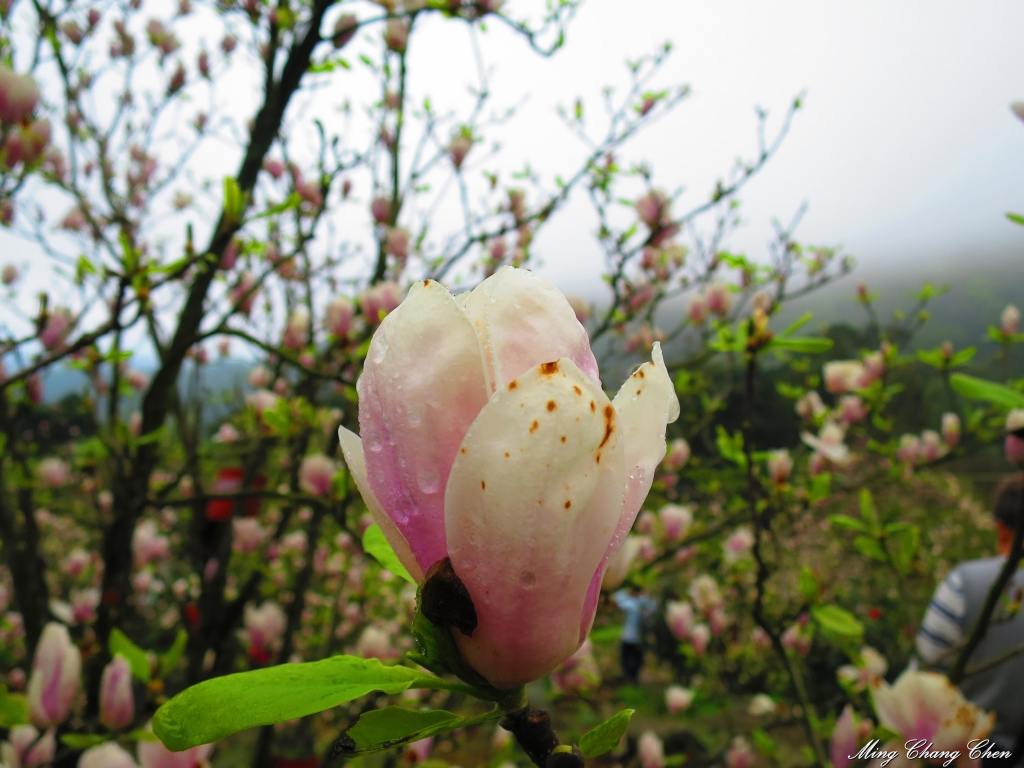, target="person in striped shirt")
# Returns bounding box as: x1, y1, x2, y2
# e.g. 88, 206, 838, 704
916, 474, 1024, 764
